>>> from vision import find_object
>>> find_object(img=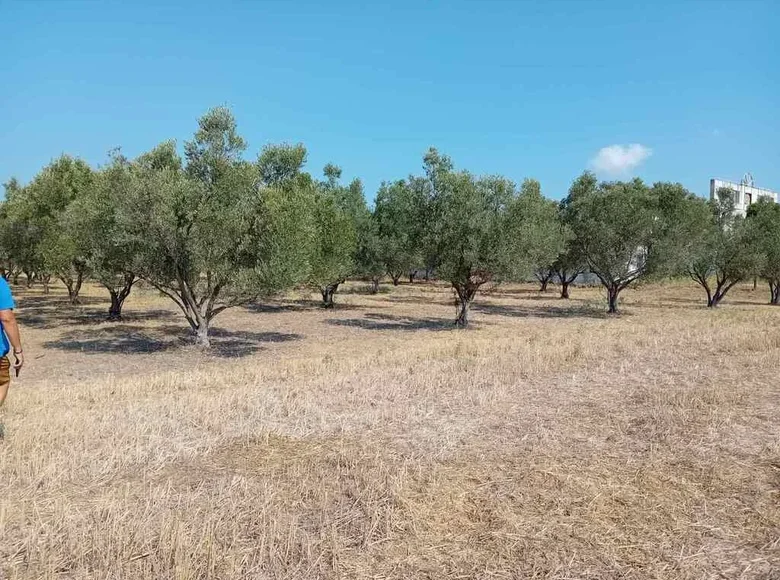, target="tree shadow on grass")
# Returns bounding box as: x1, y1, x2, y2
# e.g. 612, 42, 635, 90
17, 294, 105, 307
486, 287, 546, 297
337, 284, 392, 295
43, 324, 302, 358
16, 291, 181, 329
244, 299, 377, 314
18, 306, 177, 330
472, 302, 613, 319
382, 295, 453, 306
325, 312, 454, 332
244, 301, 312, 314
484, 293, 565, 302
